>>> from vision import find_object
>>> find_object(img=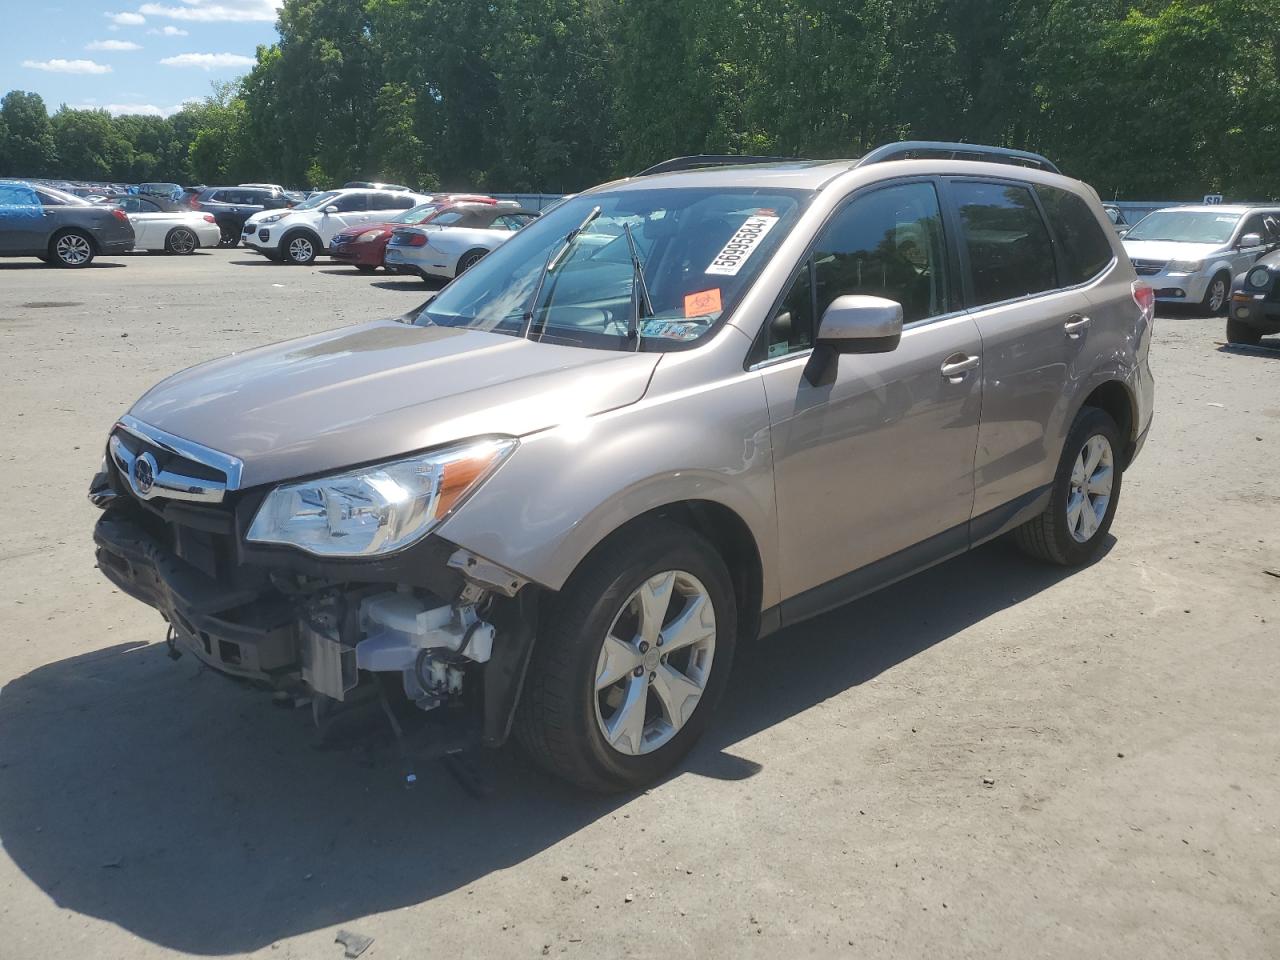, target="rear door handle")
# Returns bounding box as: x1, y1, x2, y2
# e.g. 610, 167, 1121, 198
940, 354, 980, 379
1064, 314, 1092, 337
